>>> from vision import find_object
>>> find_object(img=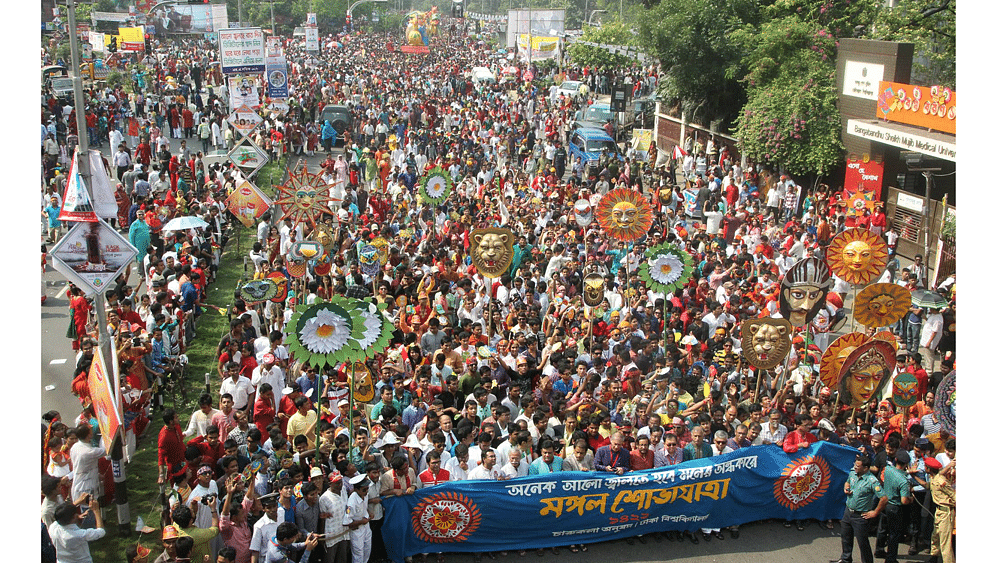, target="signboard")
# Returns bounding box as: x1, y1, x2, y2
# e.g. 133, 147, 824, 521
383, 443, 855, 561
266, 55, 289, 99
305, 27, 320, 52
896, 192, 925, 214
267, 36, 283, 56
506, 9, 565, 49
225, 180, 274, 227
227, 104, 263, 138
91, 11, 132, 23
219, 28, 266, 74
516, 34, 559, 61
267, 101, 290, 115
307, 12, 317, 26
631, 129, 653, 162
59, 150, 119, 222
876, 81, 956, 135
117, 26, 145, 52
50, 220, 139, 296
841, 61, 884, 101
227, 137, 269, 177
846, 119, 957, 162
148, 4, 228, 34
90, 32, 106, 53
88, 346, 122, 455
227, 75, 261, 110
